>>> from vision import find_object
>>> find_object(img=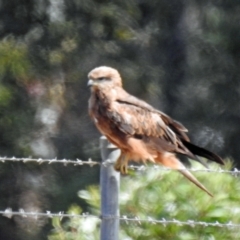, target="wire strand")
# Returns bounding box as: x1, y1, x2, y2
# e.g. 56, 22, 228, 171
0, 209, 239, 228
0, 156, 238, 174
0, 156, 100, 167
